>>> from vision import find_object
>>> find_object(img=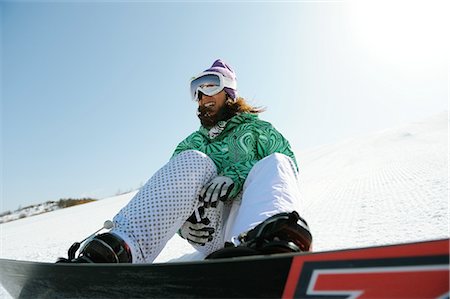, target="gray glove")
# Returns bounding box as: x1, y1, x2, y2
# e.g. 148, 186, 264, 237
179, 207, 215, 246
199, 176, 234, 208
